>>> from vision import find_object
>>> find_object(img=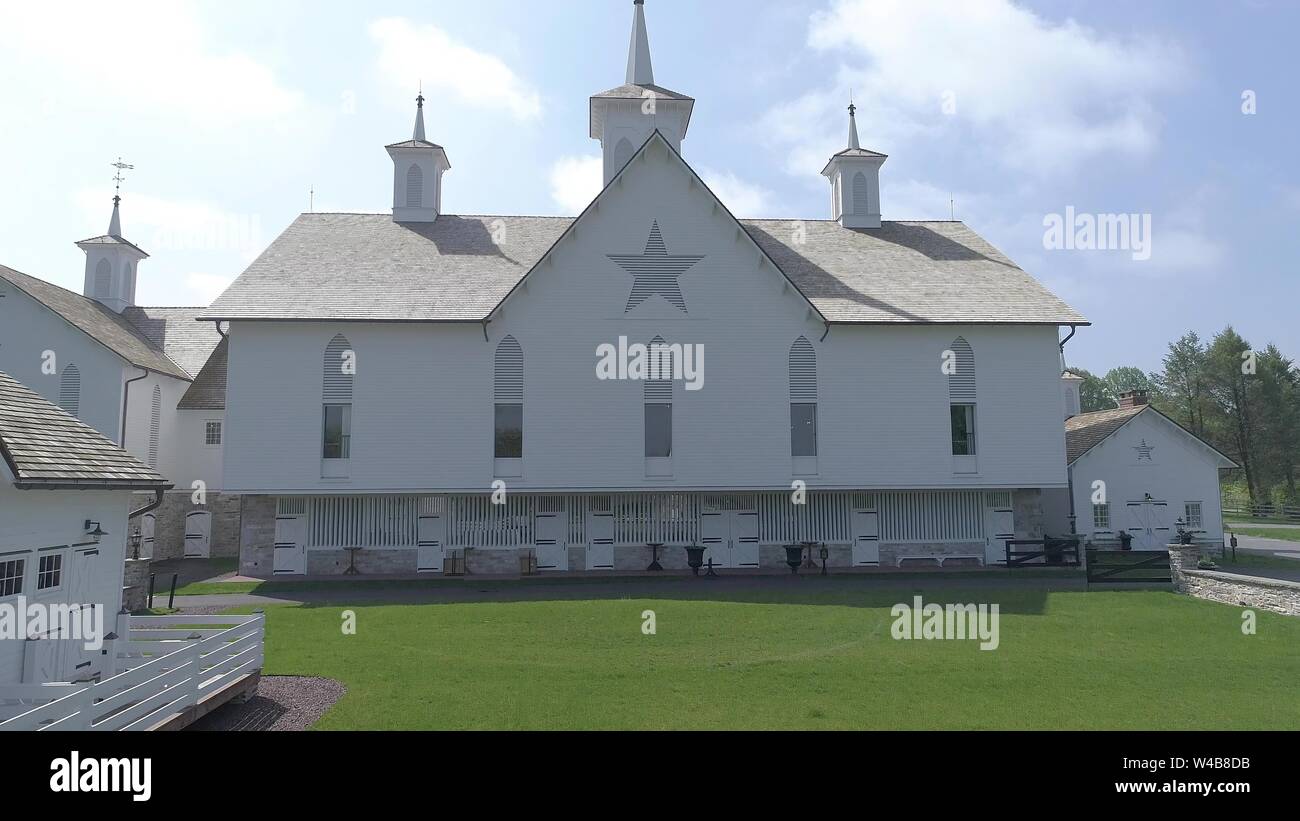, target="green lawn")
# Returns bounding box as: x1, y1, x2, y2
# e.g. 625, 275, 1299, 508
1228, 527, 1300, 543
240, 584, 1300, 730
